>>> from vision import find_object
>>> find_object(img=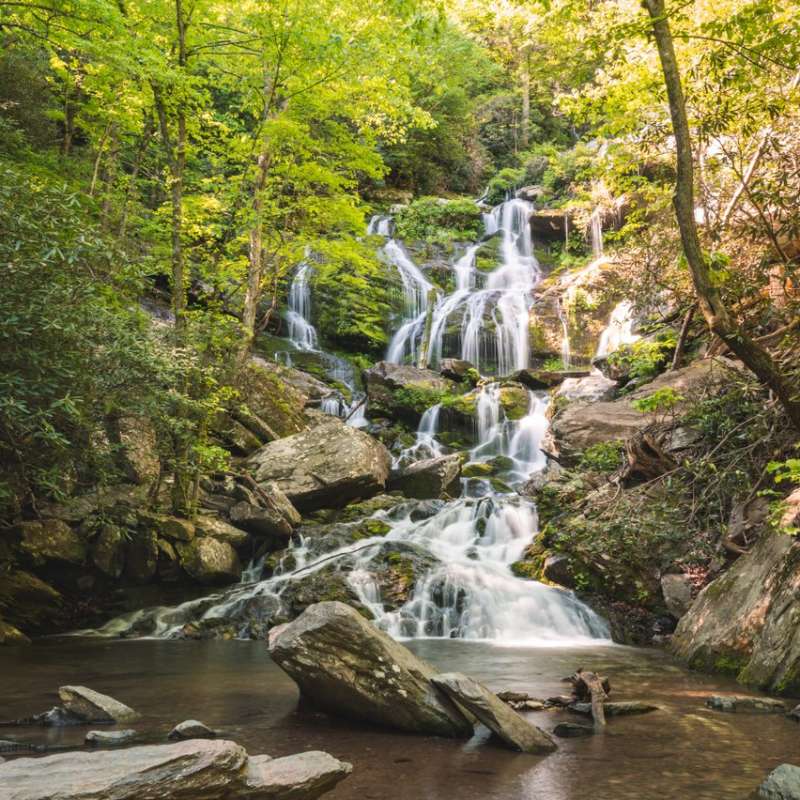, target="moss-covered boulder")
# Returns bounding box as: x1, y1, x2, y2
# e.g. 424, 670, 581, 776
0, 570, 64, 635
237, 361, 308, 438
363, 361, 457, 423
178, 538, 241, 585
389, 454, 462, 500
14, 519, 86, 567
